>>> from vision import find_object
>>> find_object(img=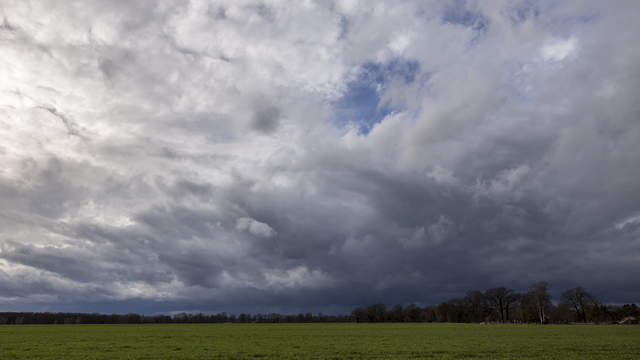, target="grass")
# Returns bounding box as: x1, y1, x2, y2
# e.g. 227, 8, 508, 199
1, 323, 639, 359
